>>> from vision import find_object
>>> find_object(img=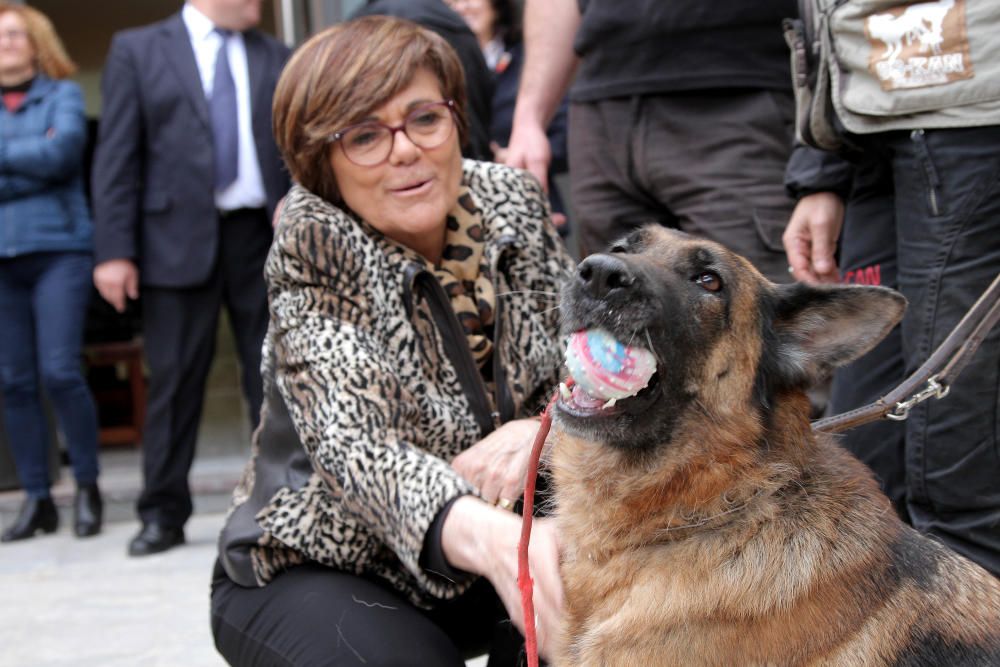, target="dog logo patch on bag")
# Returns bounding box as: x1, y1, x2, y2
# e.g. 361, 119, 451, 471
865, 0, 973, 90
